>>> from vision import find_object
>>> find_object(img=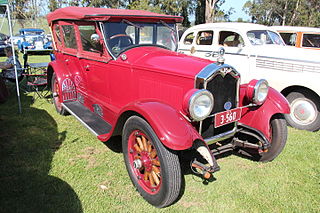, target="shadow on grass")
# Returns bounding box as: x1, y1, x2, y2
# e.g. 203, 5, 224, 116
0, 94, 83, 213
